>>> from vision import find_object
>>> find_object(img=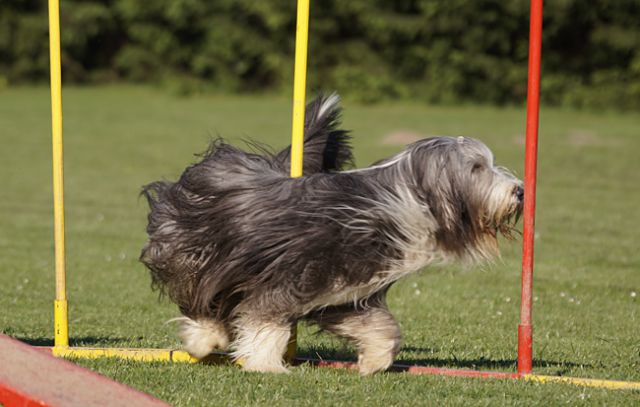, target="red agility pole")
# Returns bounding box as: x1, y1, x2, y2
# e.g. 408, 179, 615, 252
518, 0, 543, 375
